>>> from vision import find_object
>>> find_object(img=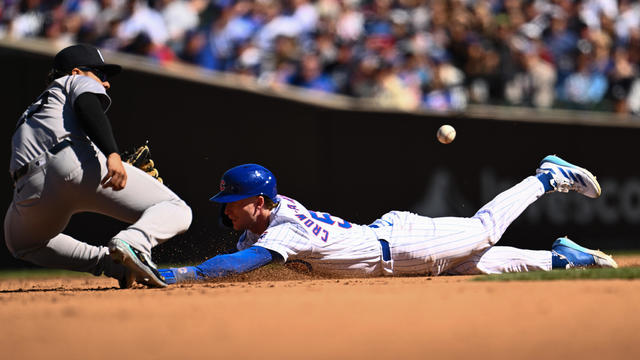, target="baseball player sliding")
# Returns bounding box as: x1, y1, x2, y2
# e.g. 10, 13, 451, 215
4, 44, 192, 288
159, 160, 617, 283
